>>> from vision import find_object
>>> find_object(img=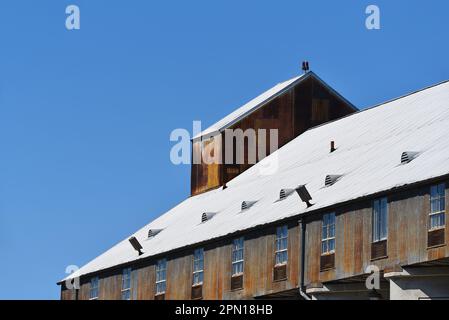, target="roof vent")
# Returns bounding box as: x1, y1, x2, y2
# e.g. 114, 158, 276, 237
302, 61, 310, 73
129, 237, 144, 256
242, 201, 257, 211
401, 151, 419, 165
296, 185, 313, 208
279, 189, 295, 200
330, 141, 336, 153
201, 212, 216, 223
325, 175, 343, 187
148, 229, 163, 238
